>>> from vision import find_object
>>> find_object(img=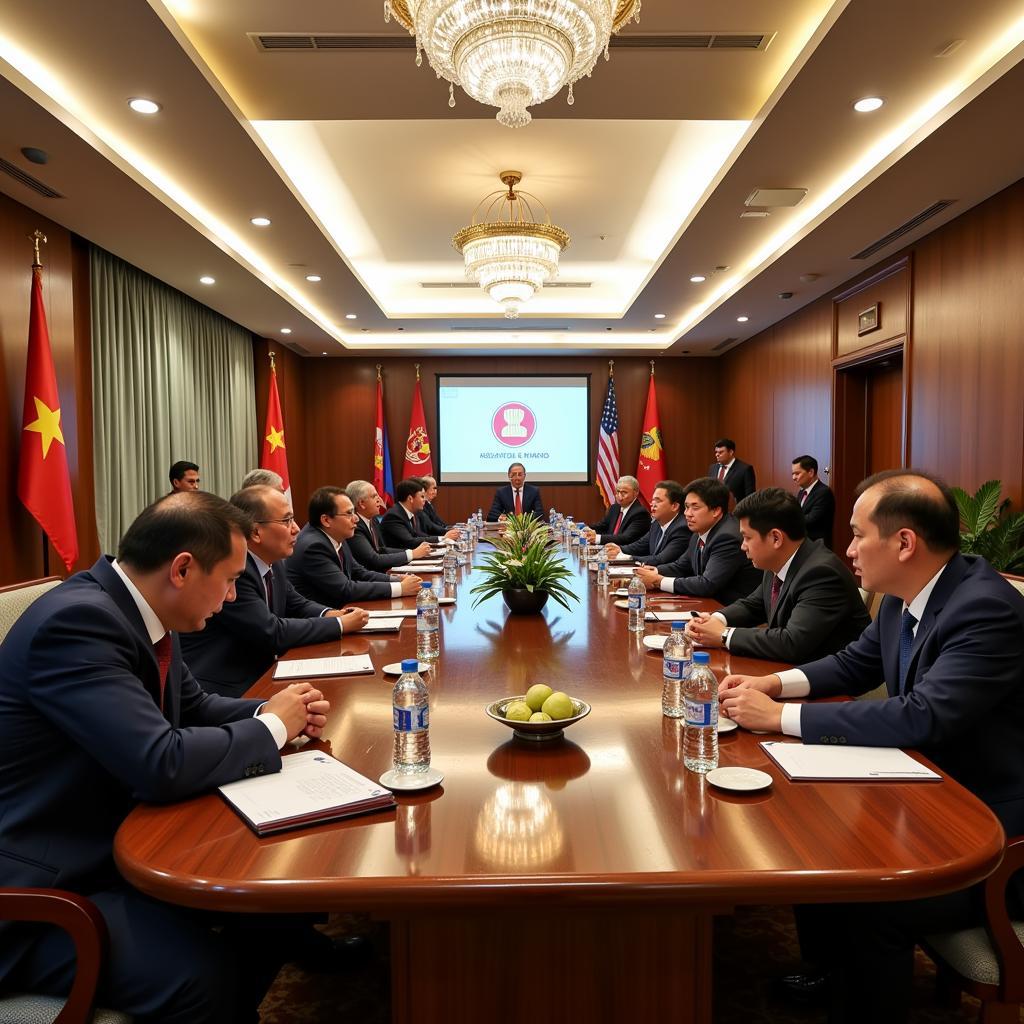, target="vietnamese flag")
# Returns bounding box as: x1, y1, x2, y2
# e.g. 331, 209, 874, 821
17, 261, 78, 573
261, 359, 291, 502
635, 364, 666, 509
401, 371, 434, 479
